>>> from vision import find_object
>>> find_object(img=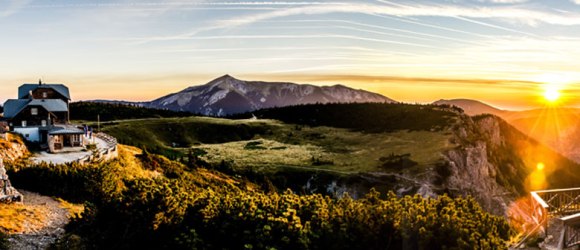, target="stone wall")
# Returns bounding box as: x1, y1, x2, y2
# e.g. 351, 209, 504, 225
0, 159, 23, 203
